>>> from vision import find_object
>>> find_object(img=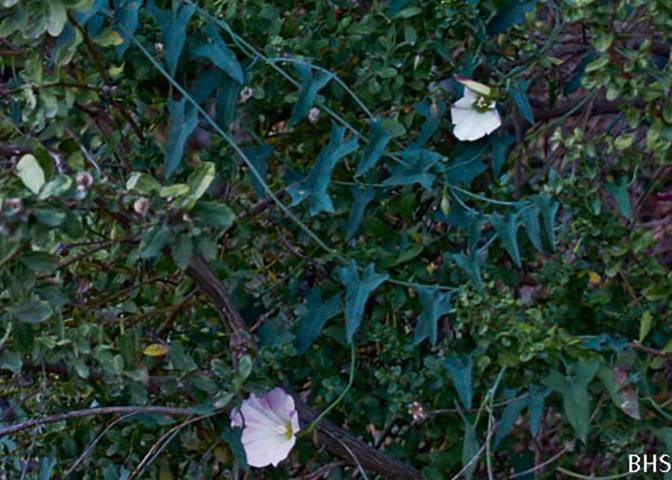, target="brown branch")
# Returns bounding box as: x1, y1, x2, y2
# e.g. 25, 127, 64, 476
0, 406, 197, 438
